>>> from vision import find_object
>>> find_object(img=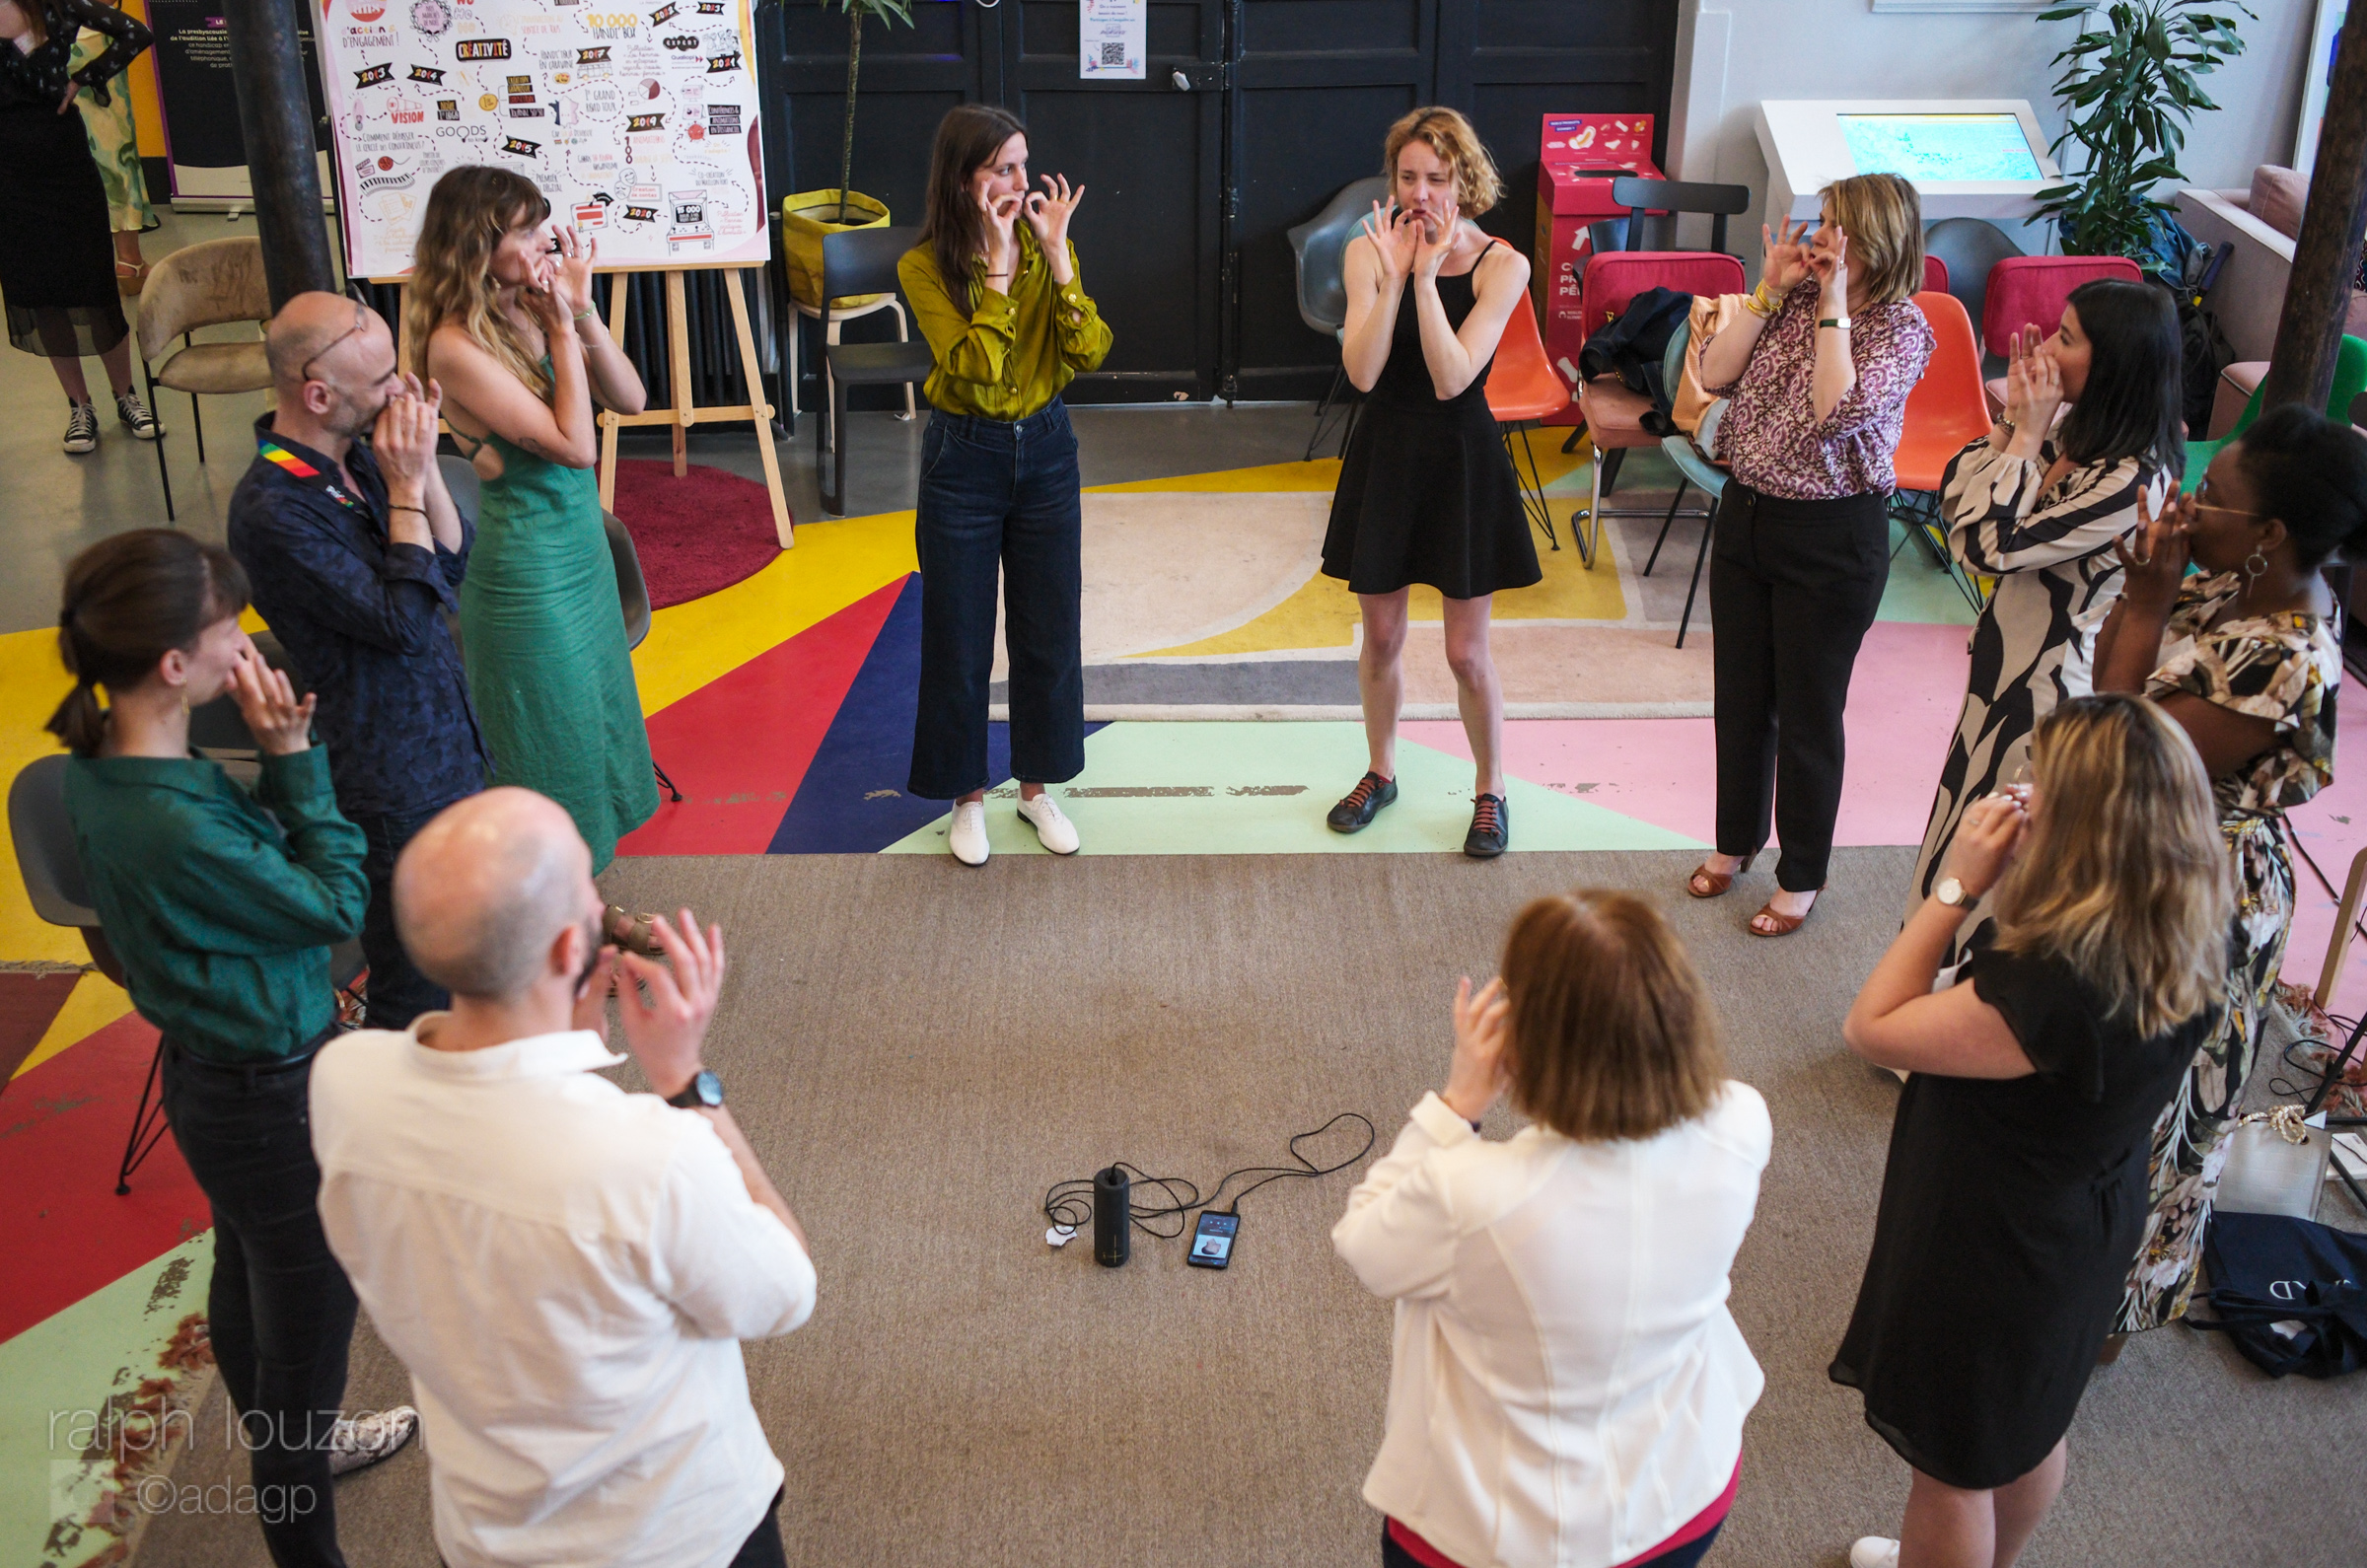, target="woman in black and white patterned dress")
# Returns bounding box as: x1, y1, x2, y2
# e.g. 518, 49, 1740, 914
1907, 280, 2184, 963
